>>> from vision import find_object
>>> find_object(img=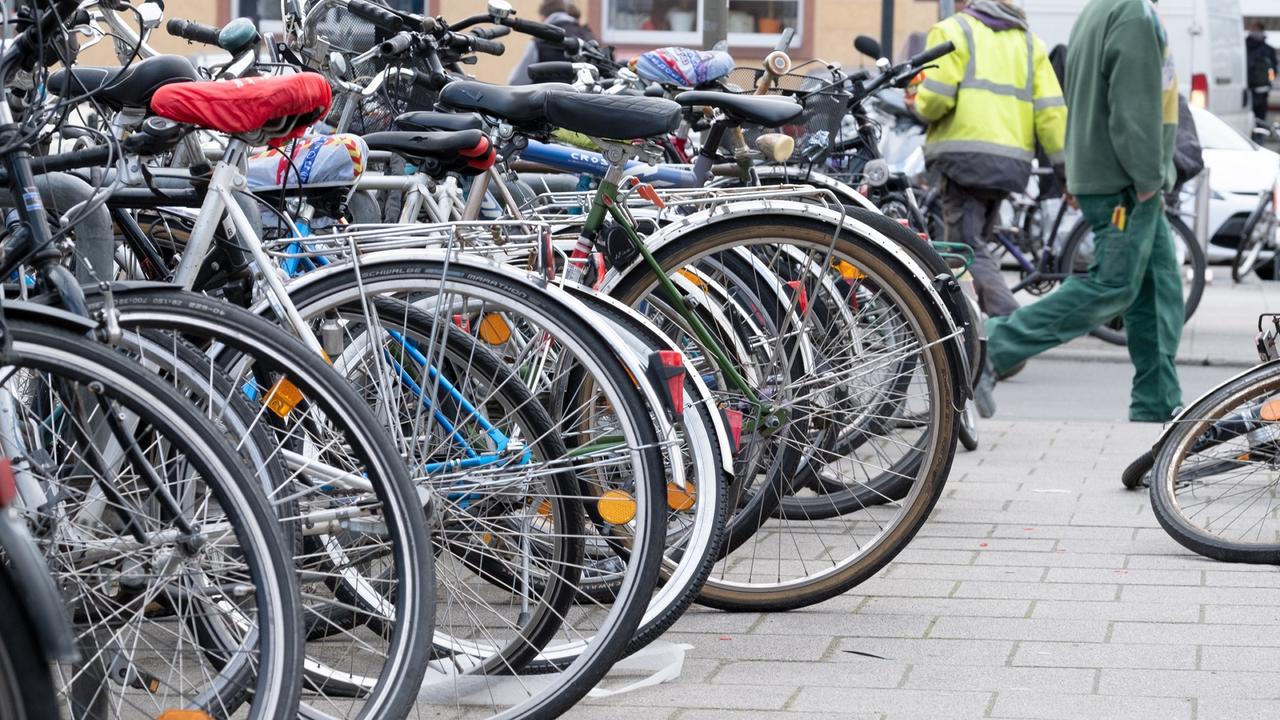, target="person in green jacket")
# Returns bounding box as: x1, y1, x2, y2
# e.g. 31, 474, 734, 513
975, 0, 1183, 422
